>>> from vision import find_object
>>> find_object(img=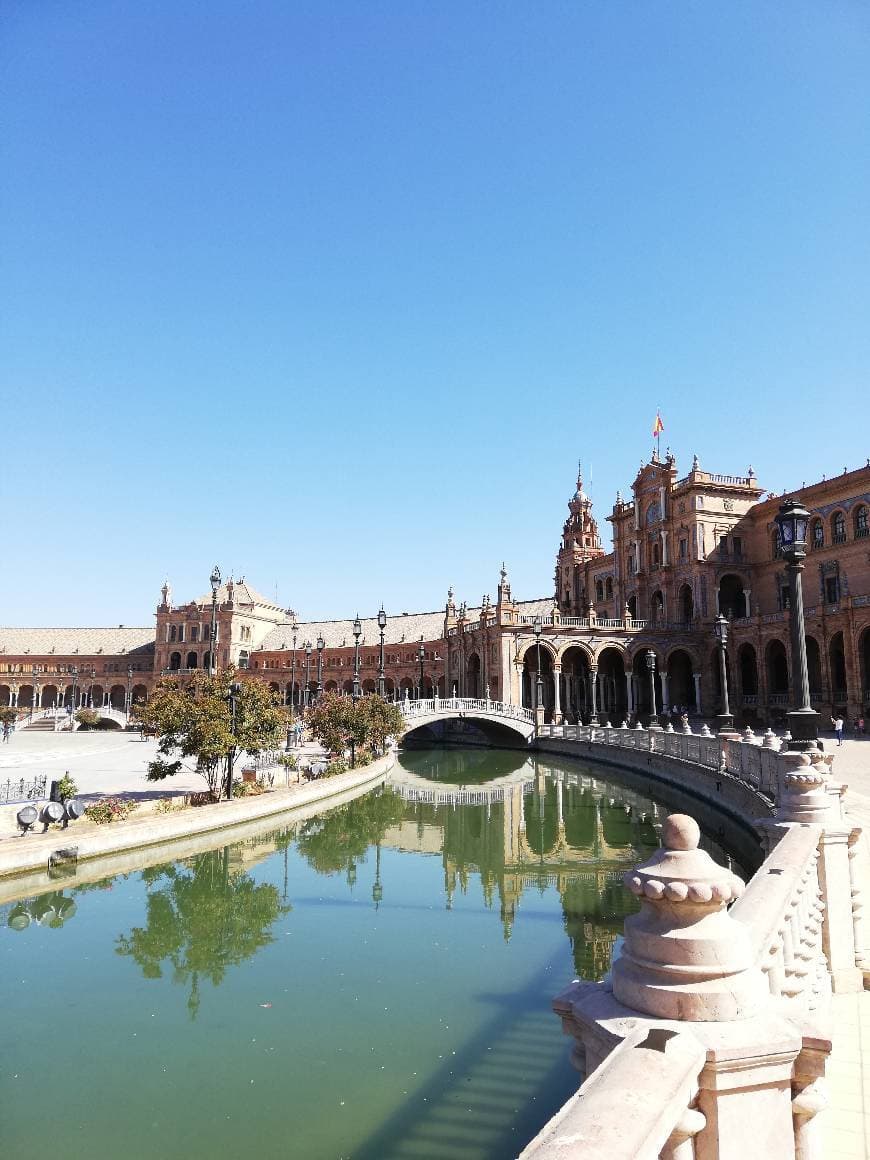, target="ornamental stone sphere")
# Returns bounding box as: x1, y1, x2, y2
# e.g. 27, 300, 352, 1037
662, 813, 700, 852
